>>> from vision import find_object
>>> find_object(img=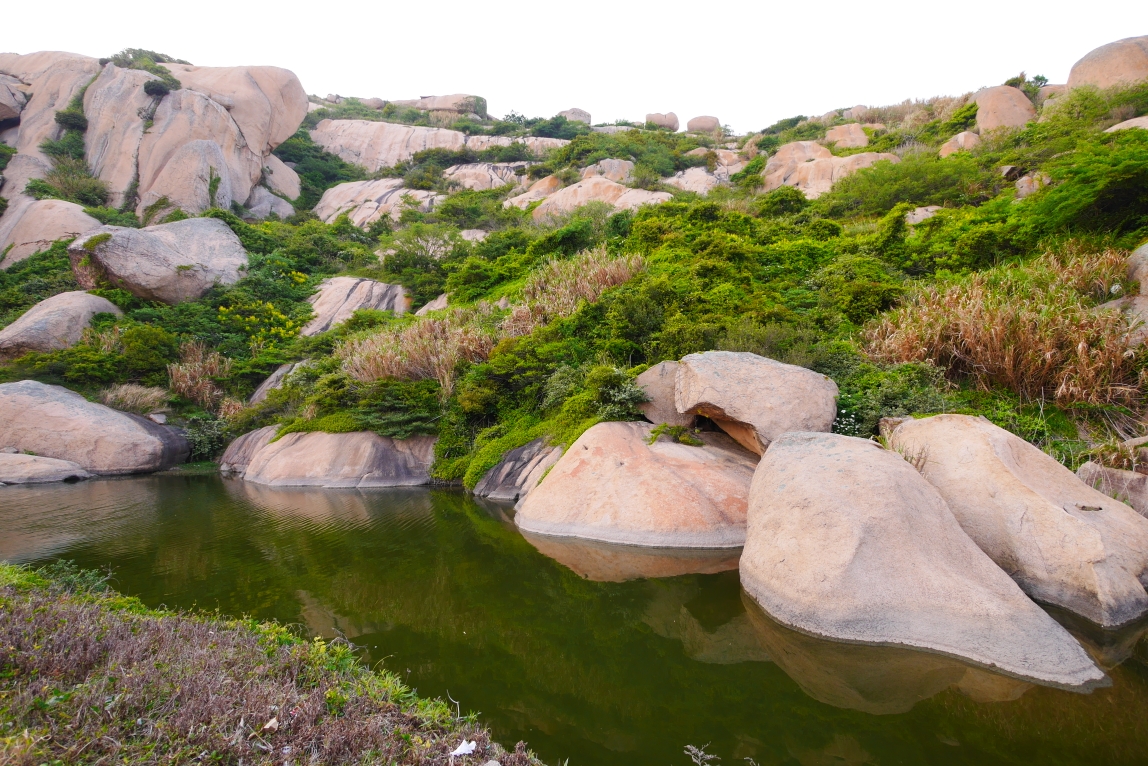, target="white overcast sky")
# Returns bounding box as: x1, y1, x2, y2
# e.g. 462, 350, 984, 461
3, 1, 1143, 134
